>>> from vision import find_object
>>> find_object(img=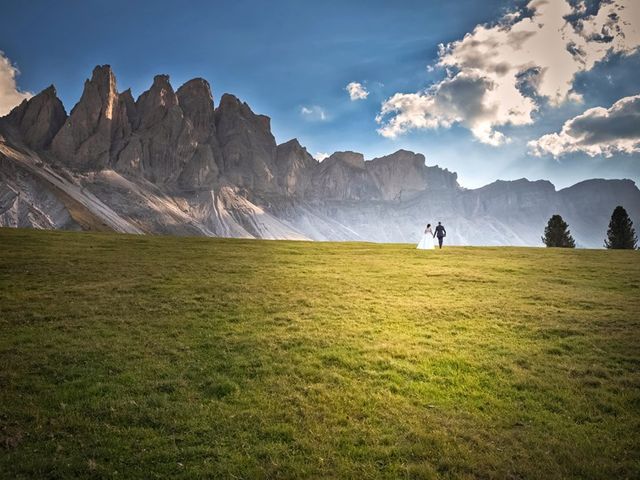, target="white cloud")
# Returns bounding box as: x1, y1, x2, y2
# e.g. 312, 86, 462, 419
528, 94, 640, 158
377, 0, 640, 145
314, 152, 330, 161
0, 51, 32, 116
376, 70, 521, 146
300, 105, 328, 121
346, 81, 369, 101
